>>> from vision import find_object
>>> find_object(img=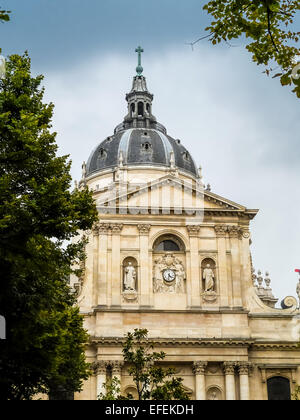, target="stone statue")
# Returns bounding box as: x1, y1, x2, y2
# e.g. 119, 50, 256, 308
174, 259, 185, 293
203, 264, 215, 292
124, 262, 136, 291
82, 161, 86, 179
153, 258, 164, 293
